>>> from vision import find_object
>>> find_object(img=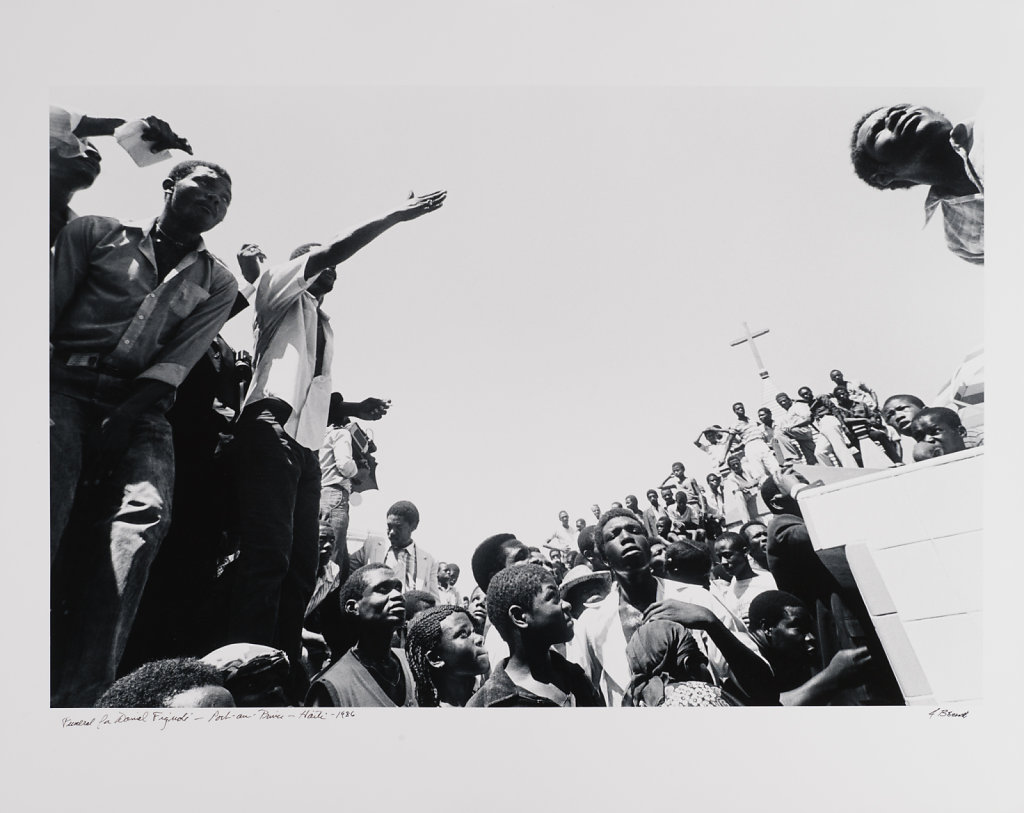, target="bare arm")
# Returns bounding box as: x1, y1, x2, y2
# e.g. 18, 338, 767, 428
303, 190, 447, 279
780, 647, 871, 706
643, 601, 777, 704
